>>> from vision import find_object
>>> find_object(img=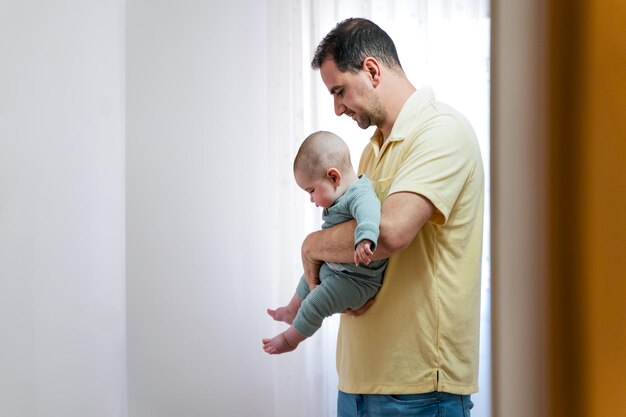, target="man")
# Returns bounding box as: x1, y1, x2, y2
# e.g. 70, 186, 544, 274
302, 18, 484, 416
